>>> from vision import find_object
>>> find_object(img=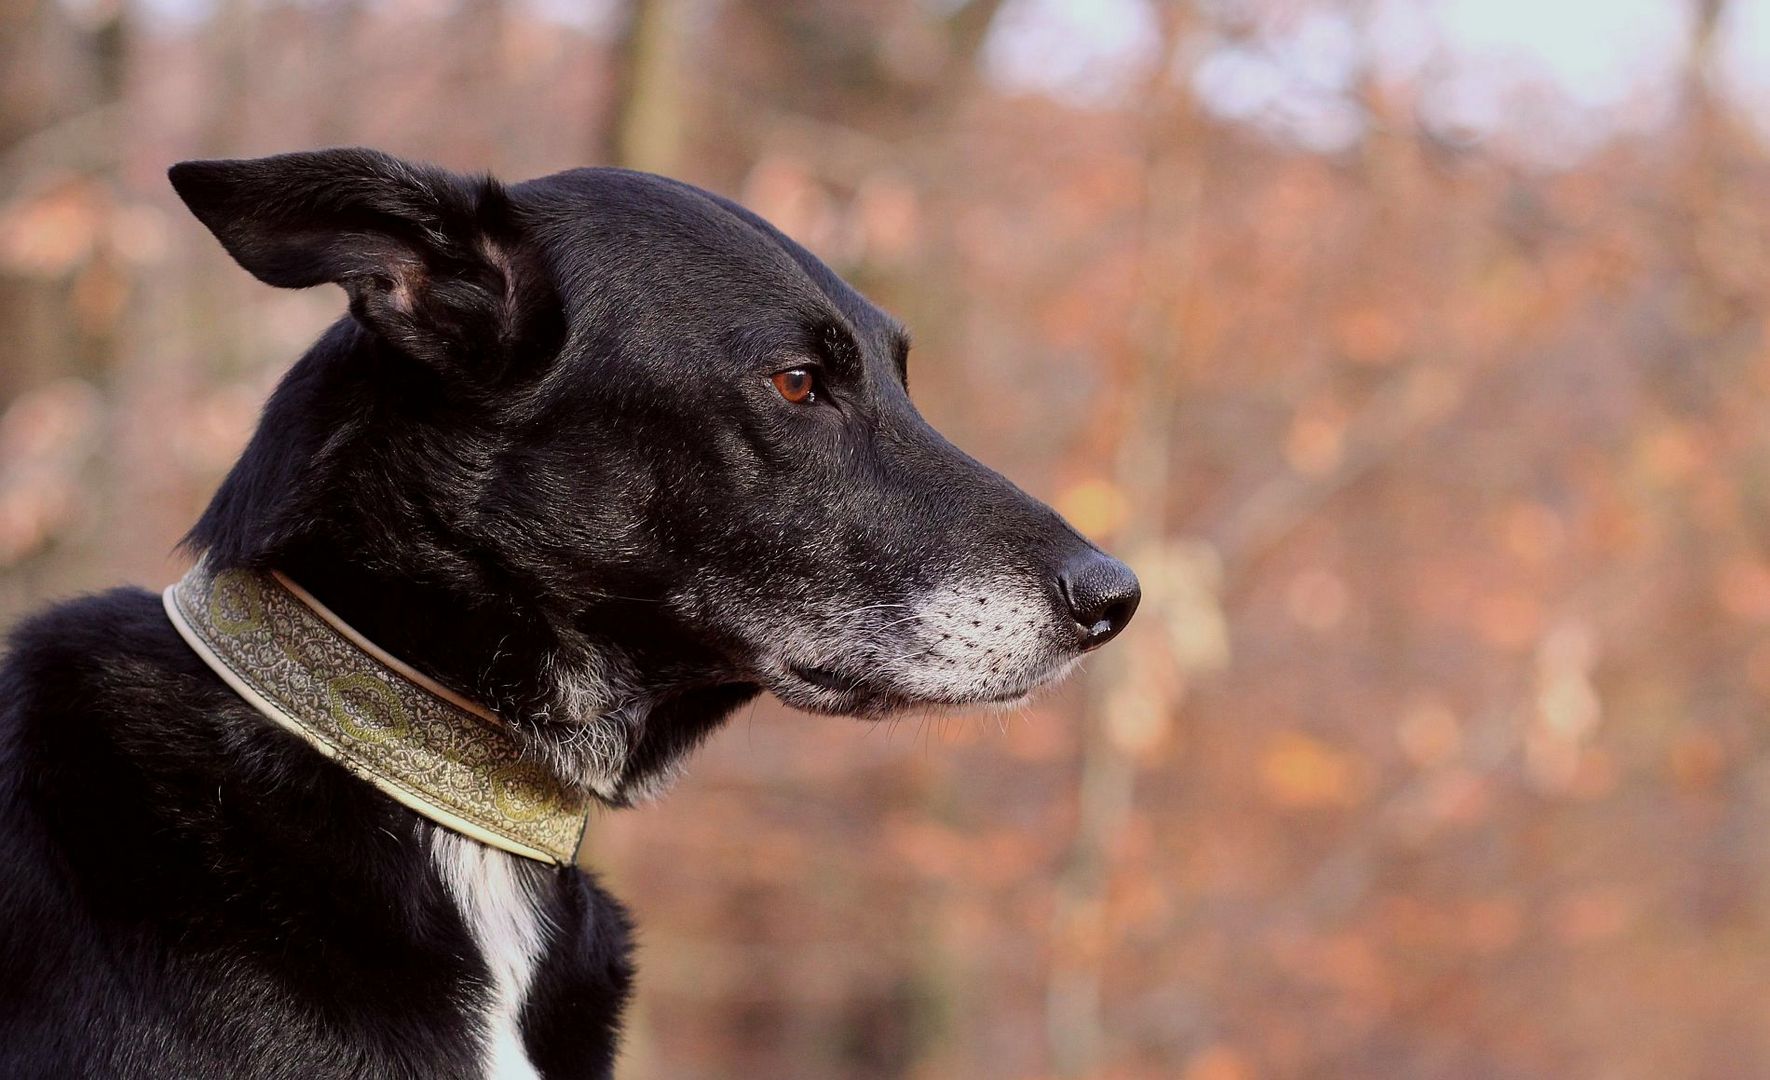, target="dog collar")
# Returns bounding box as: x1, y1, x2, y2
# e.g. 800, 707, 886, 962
163, 561, 589, 864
